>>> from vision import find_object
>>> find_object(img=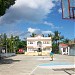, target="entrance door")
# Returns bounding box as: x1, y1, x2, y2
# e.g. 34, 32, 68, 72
38, 48, 42, 52
38, 48, 42, 56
